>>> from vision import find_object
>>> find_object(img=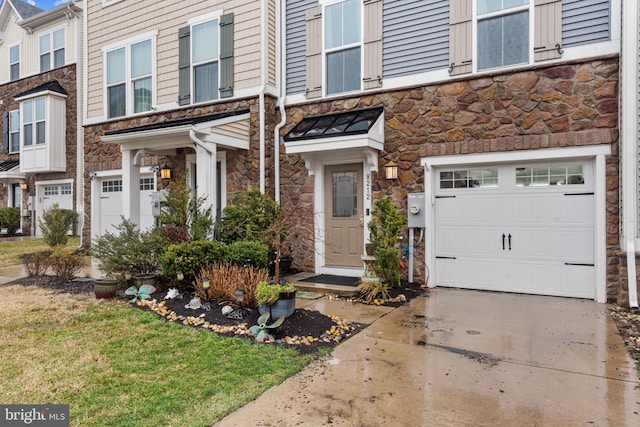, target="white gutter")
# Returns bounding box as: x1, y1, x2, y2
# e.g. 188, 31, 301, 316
258, 0, 268, 194
272, 0, 286, 203
621, 0, 639, 308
